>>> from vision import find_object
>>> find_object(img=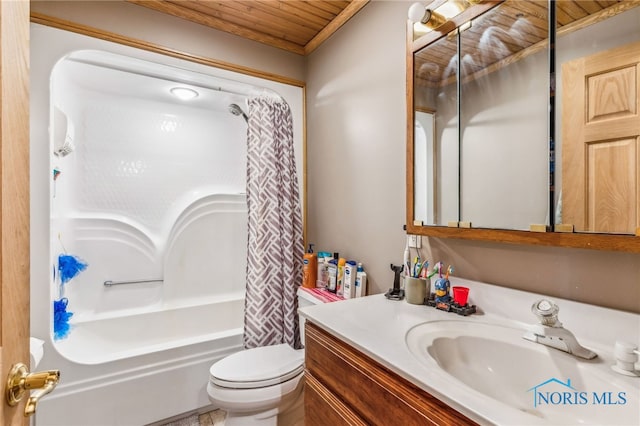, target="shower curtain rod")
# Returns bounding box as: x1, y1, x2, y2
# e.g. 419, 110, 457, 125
67, 56, 251, 98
